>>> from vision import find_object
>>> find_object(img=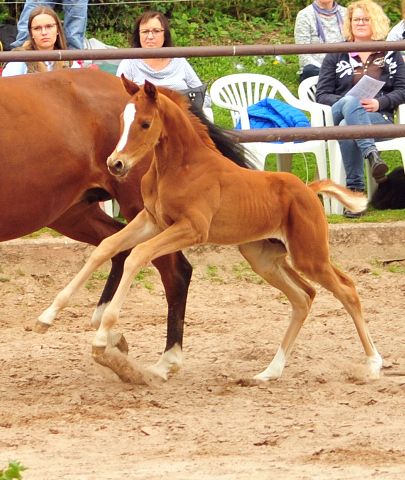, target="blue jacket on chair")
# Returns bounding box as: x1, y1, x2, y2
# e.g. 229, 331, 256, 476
235, 97, 310, 130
